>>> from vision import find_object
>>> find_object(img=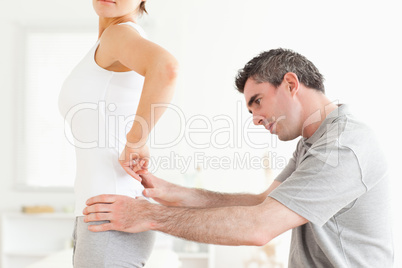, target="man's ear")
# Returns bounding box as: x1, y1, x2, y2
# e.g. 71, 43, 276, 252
283, 72, 300, 97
